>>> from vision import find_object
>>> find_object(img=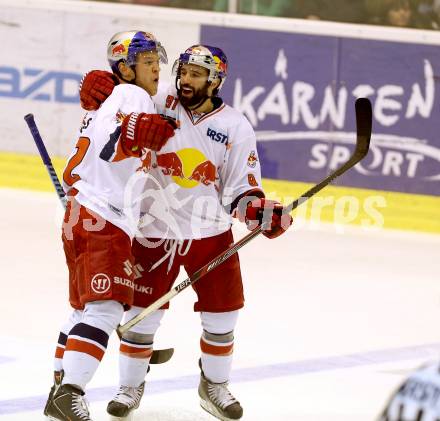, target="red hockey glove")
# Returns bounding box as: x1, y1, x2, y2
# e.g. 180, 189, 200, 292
237, 197, 293, 239
120, 112, 177, 155
79, 70, 118, 111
